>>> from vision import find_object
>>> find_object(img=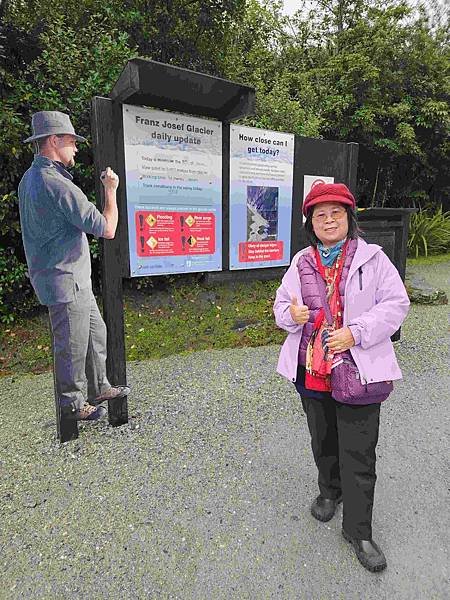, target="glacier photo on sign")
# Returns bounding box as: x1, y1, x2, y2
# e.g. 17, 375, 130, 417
246, 186, 279, 242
